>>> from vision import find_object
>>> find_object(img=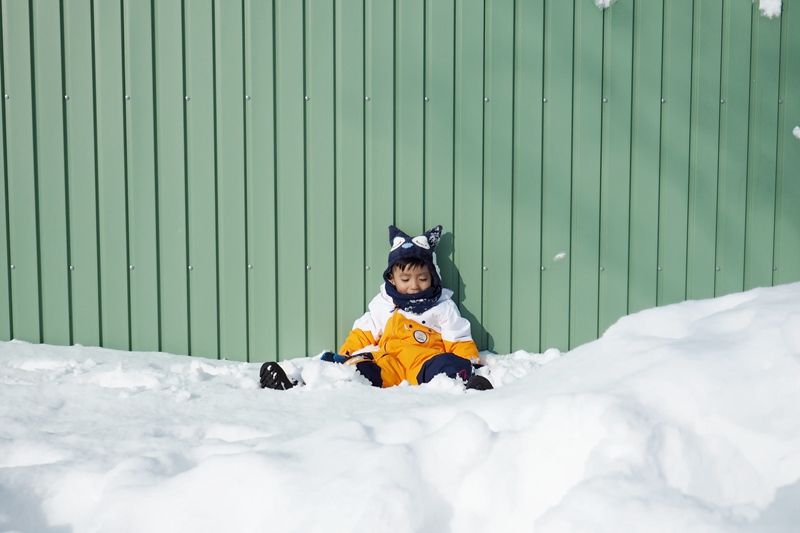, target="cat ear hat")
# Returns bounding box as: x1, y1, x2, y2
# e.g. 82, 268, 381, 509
383, 225, 443, 288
